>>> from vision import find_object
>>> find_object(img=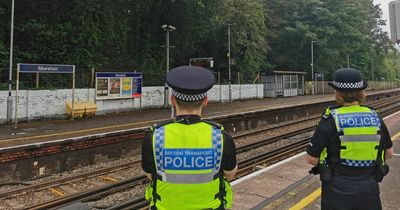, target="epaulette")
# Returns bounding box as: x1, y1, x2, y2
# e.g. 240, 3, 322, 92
201, 119, 223, 129
322, 105, 341, 119
152, 119, 175, 130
